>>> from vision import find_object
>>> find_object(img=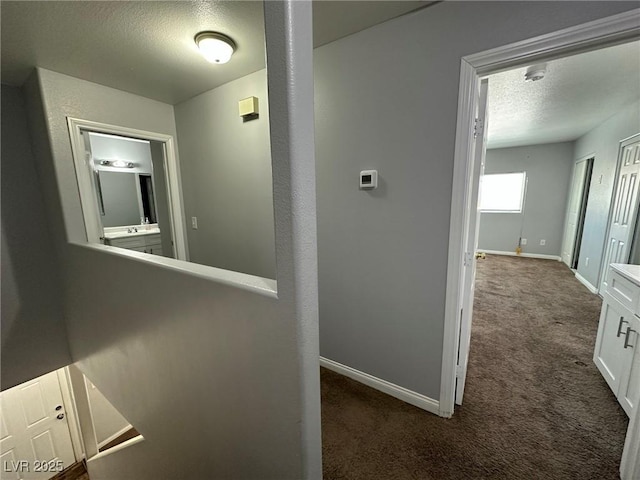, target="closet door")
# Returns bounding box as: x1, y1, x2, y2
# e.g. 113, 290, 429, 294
561, 158, 589, 268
